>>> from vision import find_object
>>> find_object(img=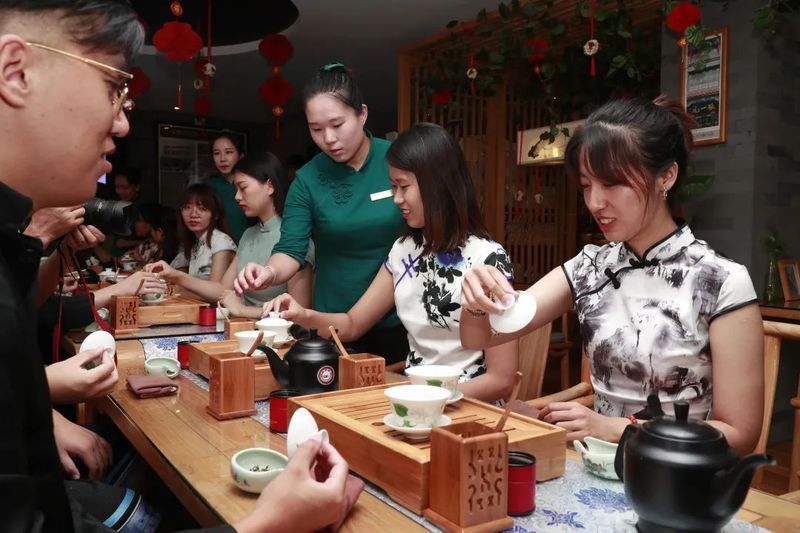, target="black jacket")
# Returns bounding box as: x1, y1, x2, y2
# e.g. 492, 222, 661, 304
0, 181, 76, 531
